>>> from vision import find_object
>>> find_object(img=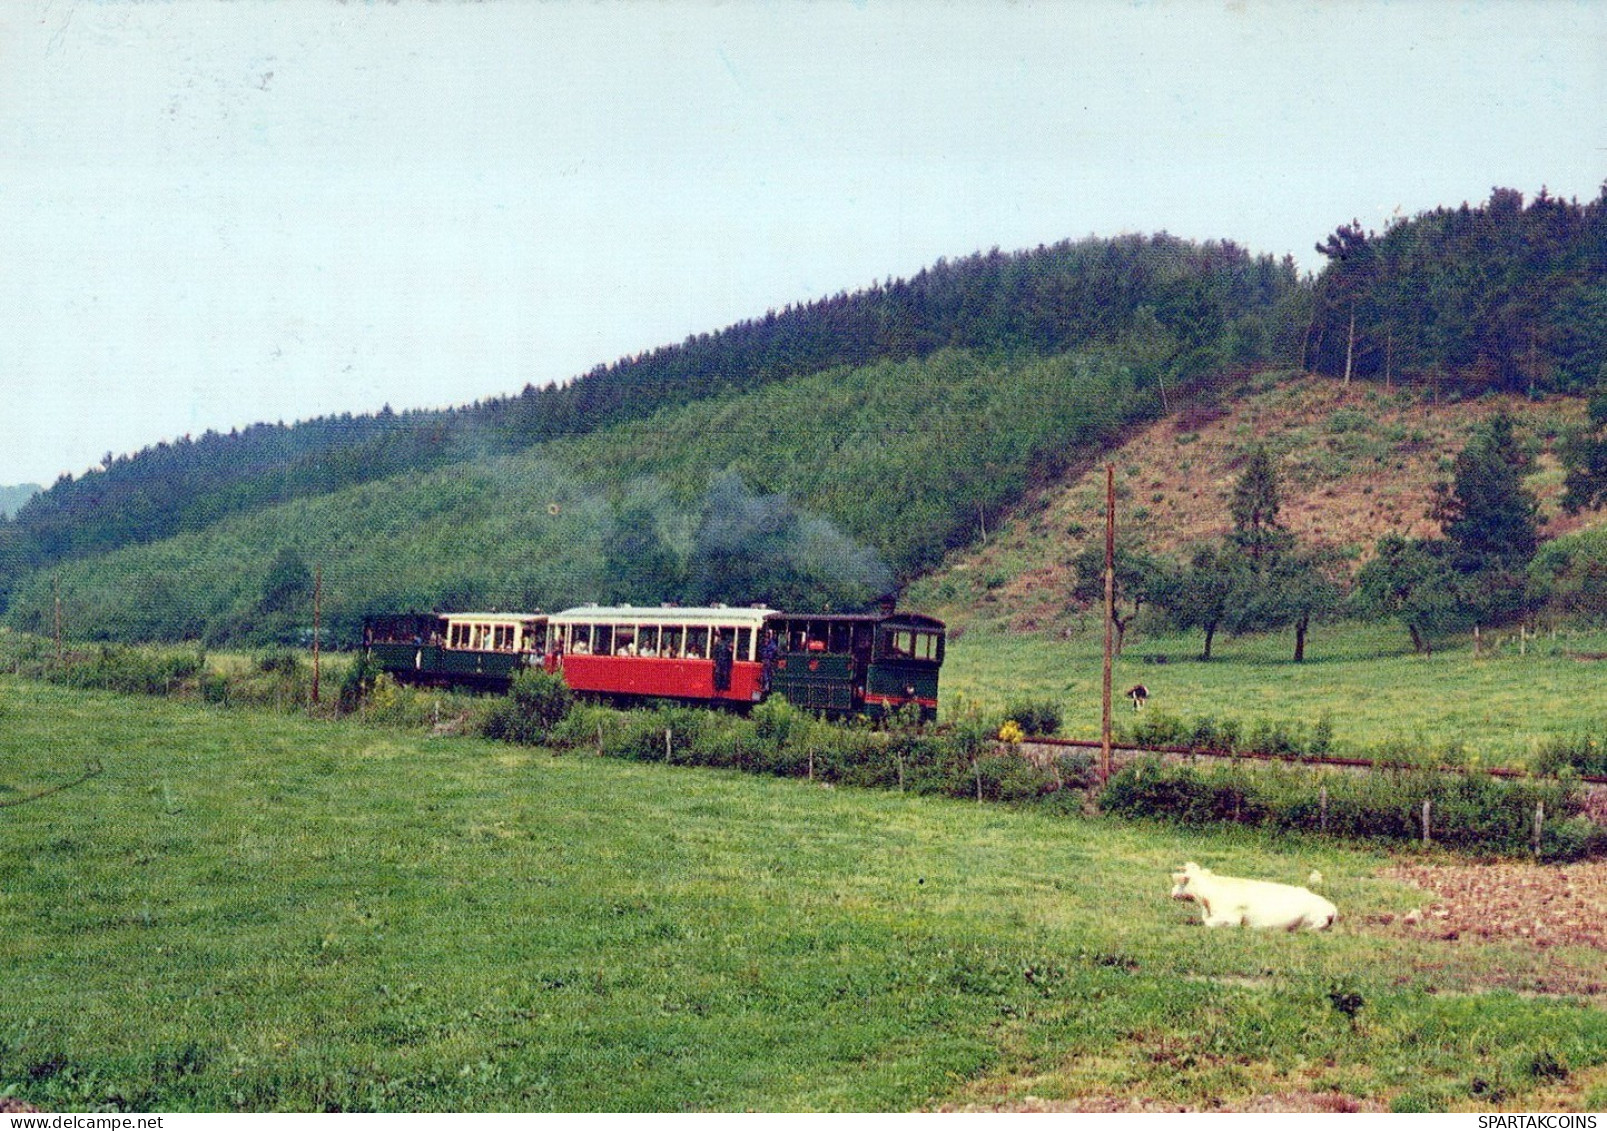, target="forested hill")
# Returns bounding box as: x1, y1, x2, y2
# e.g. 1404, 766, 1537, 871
0, 234, 1302, 581
1307, 185, 1607, 392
